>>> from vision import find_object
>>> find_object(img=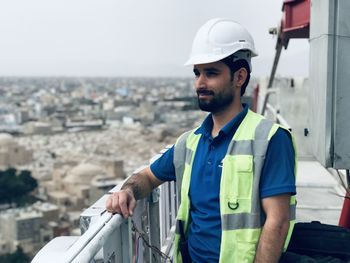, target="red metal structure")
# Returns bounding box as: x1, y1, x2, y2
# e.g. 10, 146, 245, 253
281, 0, 310, 46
